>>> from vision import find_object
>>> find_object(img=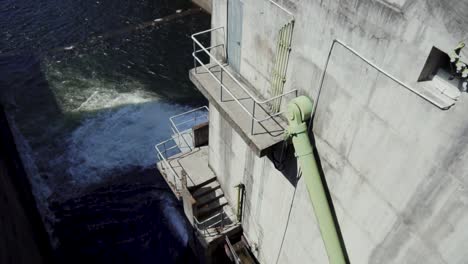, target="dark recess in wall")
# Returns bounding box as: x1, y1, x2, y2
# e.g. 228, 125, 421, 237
418, 46, 451, 81
0, 105, 53, 264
